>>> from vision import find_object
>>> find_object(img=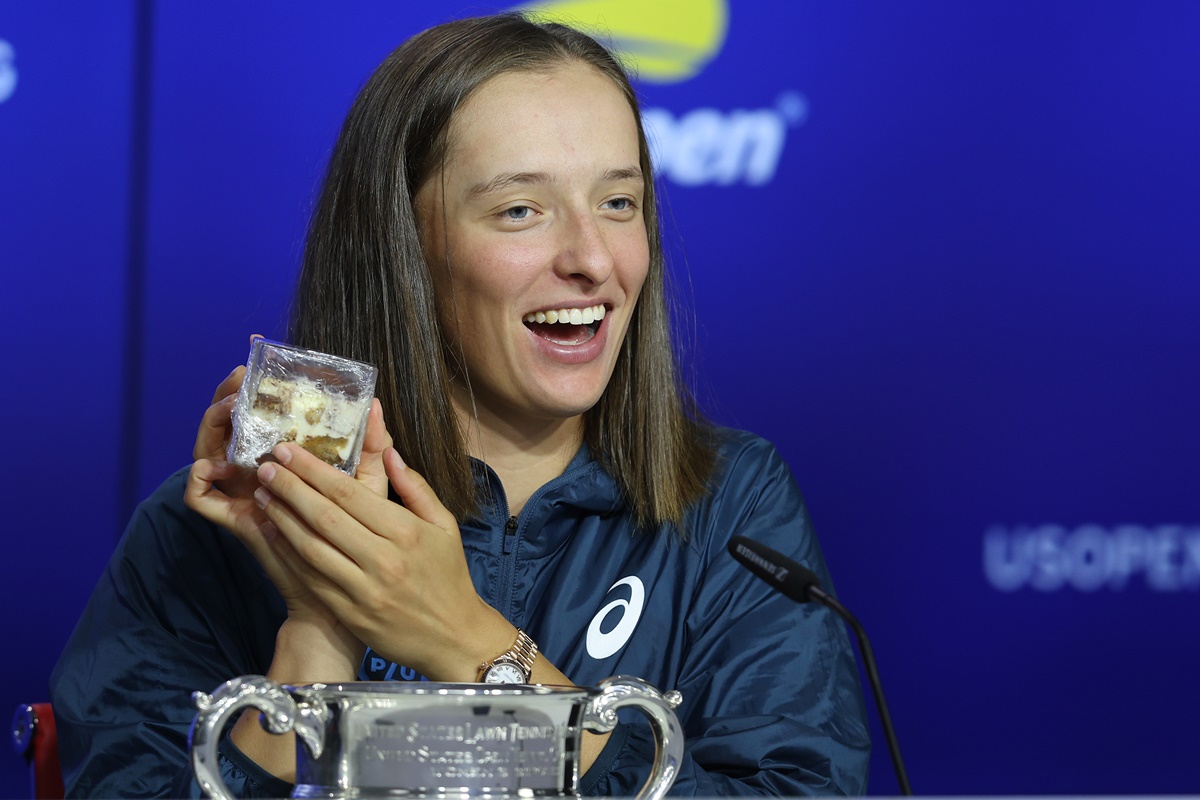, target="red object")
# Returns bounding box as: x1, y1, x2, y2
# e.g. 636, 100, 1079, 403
11, 703, 64, 799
